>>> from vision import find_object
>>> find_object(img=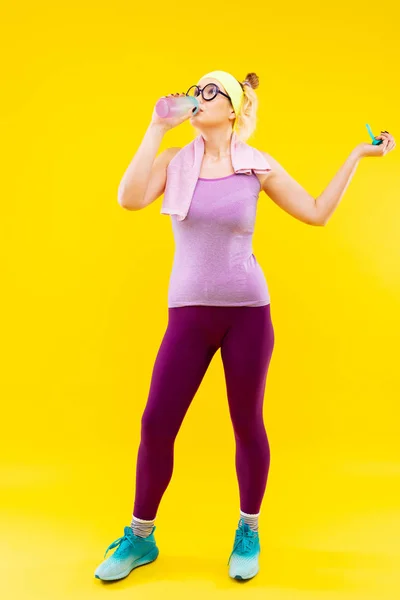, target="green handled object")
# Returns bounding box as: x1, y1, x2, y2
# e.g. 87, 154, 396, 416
366, 123, 383, 145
